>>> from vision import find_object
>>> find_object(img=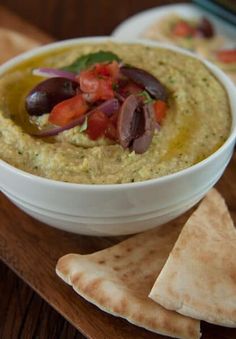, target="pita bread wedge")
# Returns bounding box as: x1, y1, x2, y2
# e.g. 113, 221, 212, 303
149, 188, 236, 327
0, 28, 40, 64
56, 221, 200, 339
